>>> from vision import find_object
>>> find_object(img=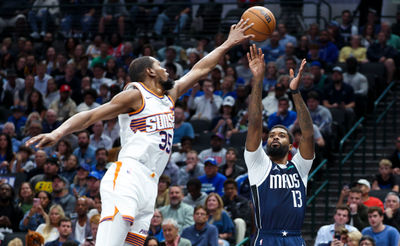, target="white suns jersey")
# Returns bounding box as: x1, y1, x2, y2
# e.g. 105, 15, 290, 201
118, 82, 175, 176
